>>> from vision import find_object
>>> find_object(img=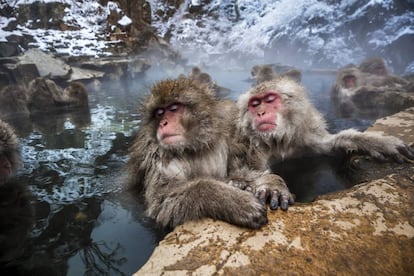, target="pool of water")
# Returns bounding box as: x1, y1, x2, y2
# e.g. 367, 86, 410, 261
0, 67, 375, 275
